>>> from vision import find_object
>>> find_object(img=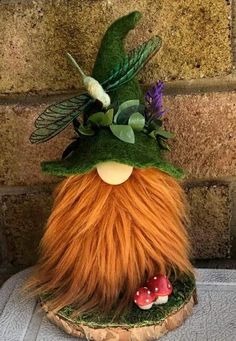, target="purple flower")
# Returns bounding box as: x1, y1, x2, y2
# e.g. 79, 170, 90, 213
145, 81, 165, 120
